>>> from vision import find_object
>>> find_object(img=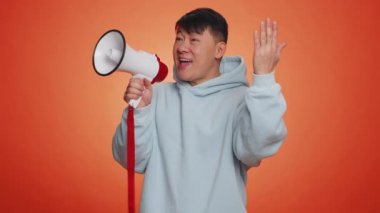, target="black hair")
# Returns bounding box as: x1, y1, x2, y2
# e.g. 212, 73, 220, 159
175, 8, 228, 43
